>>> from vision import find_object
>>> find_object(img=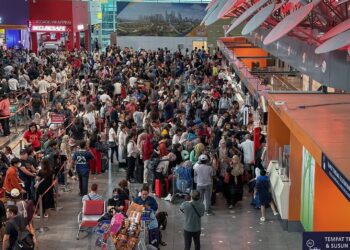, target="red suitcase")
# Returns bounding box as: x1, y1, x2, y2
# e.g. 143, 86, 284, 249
155, 178, 169, 198
155, 179, 161, 198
